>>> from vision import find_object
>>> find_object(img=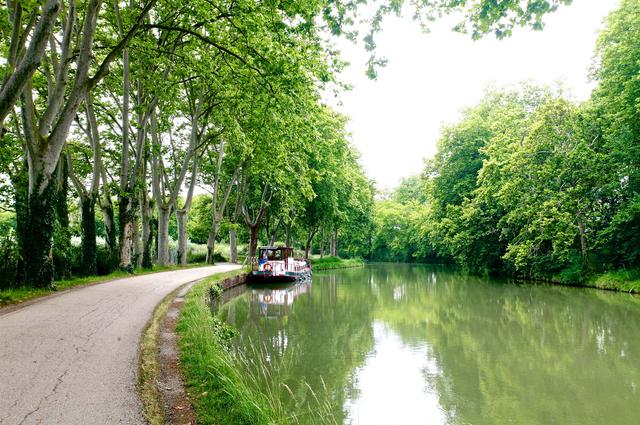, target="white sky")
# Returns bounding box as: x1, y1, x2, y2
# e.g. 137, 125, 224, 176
328, 0, 619, 191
